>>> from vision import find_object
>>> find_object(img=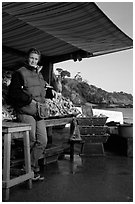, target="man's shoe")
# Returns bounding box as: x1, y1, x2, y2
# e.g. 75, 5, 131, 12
32, 173, 40, 181
39, 175, 45, 181
32, 172, 45, 181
